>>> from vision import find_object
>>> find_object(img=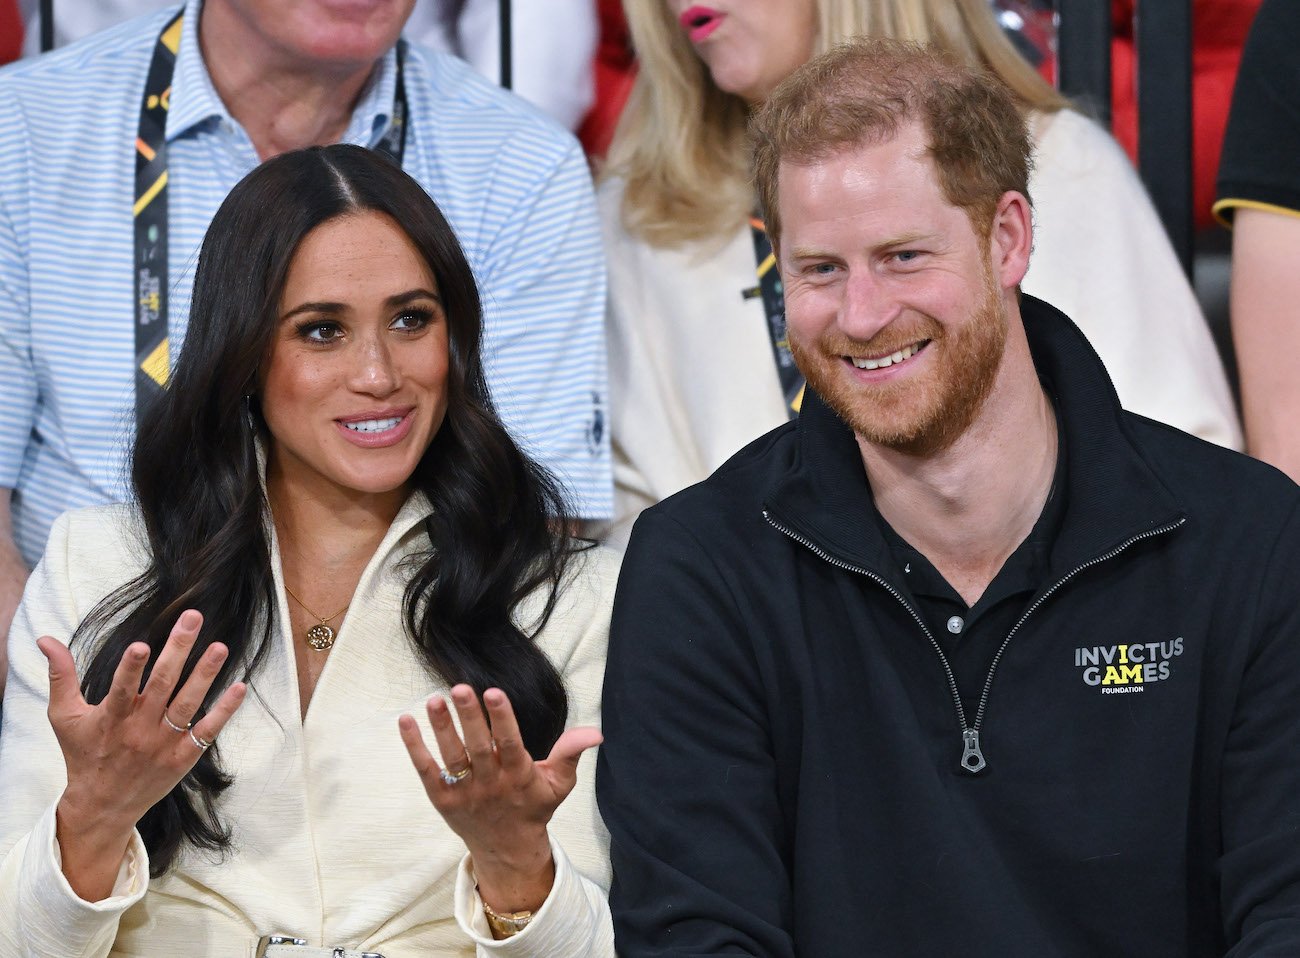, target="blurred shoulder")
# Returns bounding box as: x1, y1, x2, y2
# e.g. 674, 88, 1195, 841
401, 41, 582, 163
40, 503, 148, 581
1030, 107, 1138, 183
